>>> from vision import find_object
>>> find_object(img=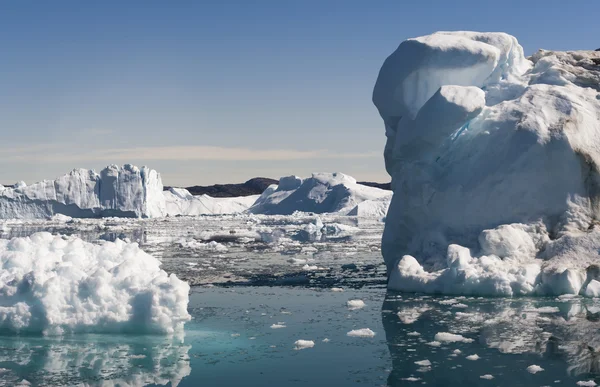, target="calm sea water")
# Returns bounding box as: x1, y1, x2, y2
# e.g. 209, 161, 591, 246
0, 286, 598, 386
